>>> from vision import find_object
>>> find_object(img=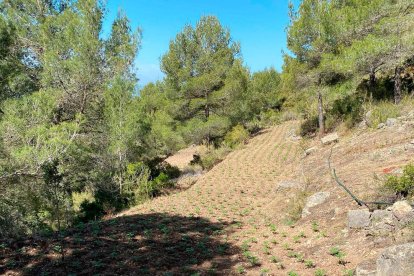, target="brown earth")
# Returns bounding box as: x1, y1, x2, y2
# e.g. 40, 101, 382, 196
1, 120, 414, 275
